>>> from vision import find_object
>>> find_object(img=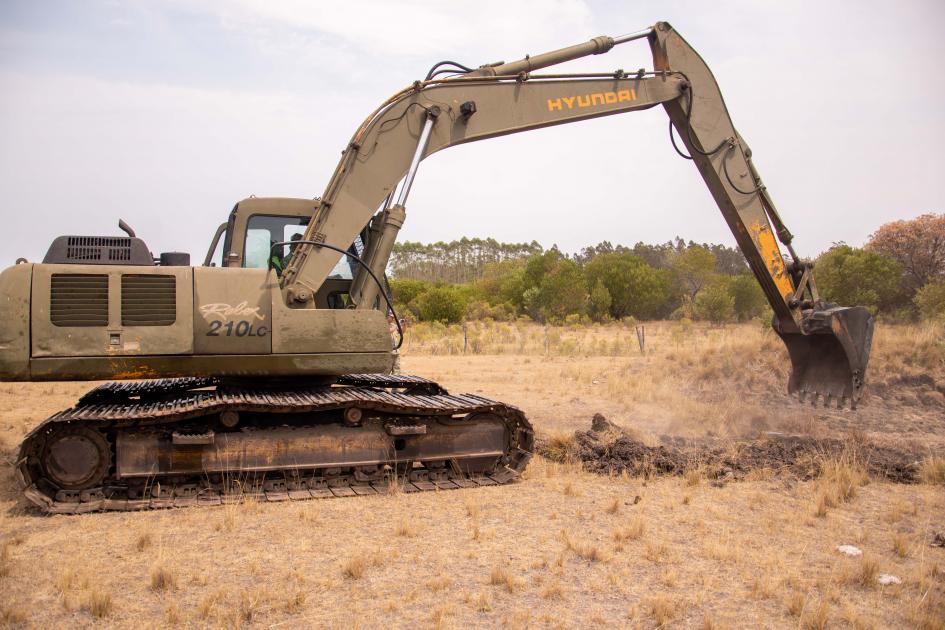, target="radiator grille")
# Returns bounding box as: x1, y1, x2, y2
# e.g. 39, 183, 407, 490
50, 274, 109, 327
121, 275, 176, 326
